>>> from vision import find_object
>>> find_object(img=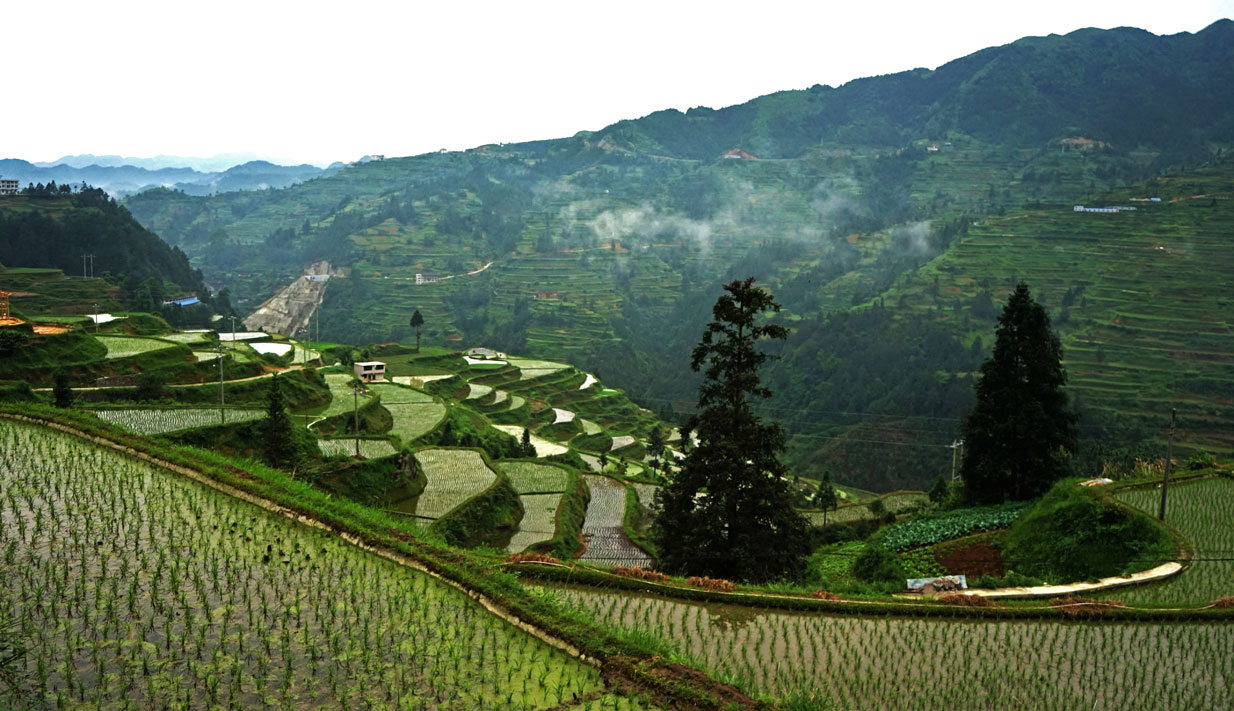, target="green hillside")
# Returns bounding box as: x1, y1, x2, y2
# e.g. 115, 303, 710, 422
119, 23, 1234, 491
